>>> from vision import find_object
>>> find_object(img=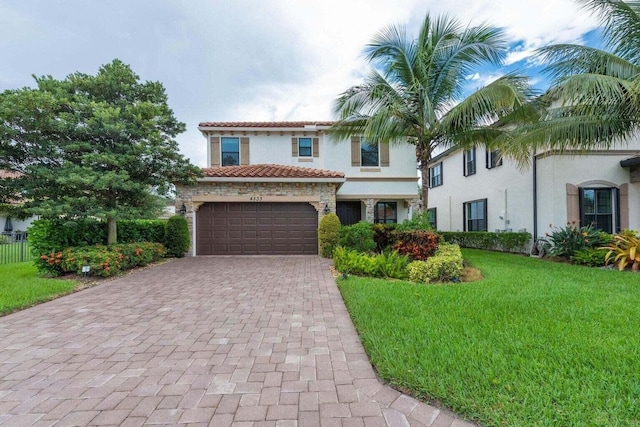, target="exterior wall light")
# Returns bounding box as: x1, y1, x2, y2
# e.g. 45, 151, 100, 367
179, 204, 187, 216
